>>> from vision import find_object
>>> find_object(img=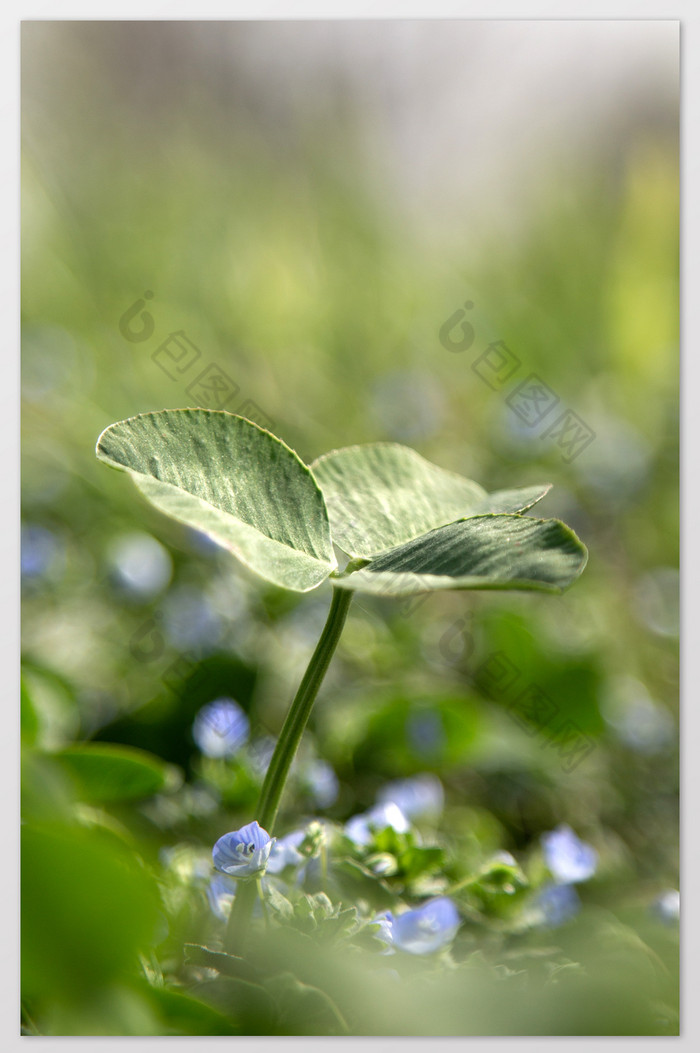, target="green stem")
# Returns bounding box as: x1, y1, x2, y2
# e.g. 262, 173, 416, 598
224, 585, 353, 955
256, 876, 270, 930
444, 873, 479, 897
